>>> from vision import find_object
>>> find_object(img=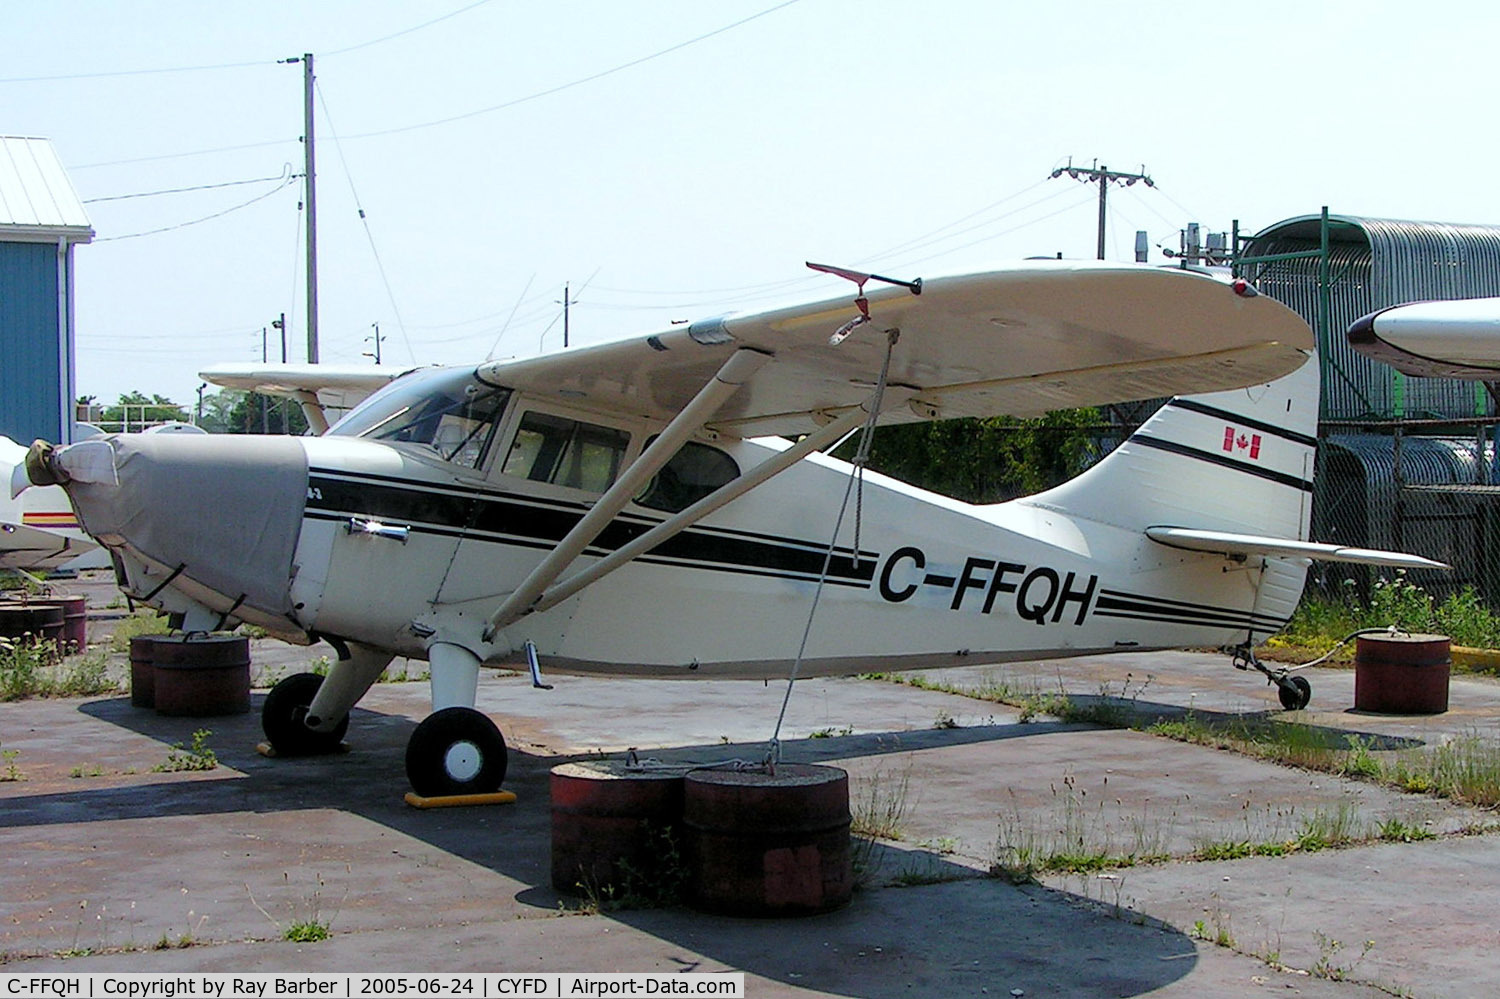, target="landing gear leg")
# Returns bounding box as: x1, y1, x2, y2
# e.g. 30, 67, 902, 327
1231, 643, 1312, 711
262, 642, 392, 755
263, 674, 348, 755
